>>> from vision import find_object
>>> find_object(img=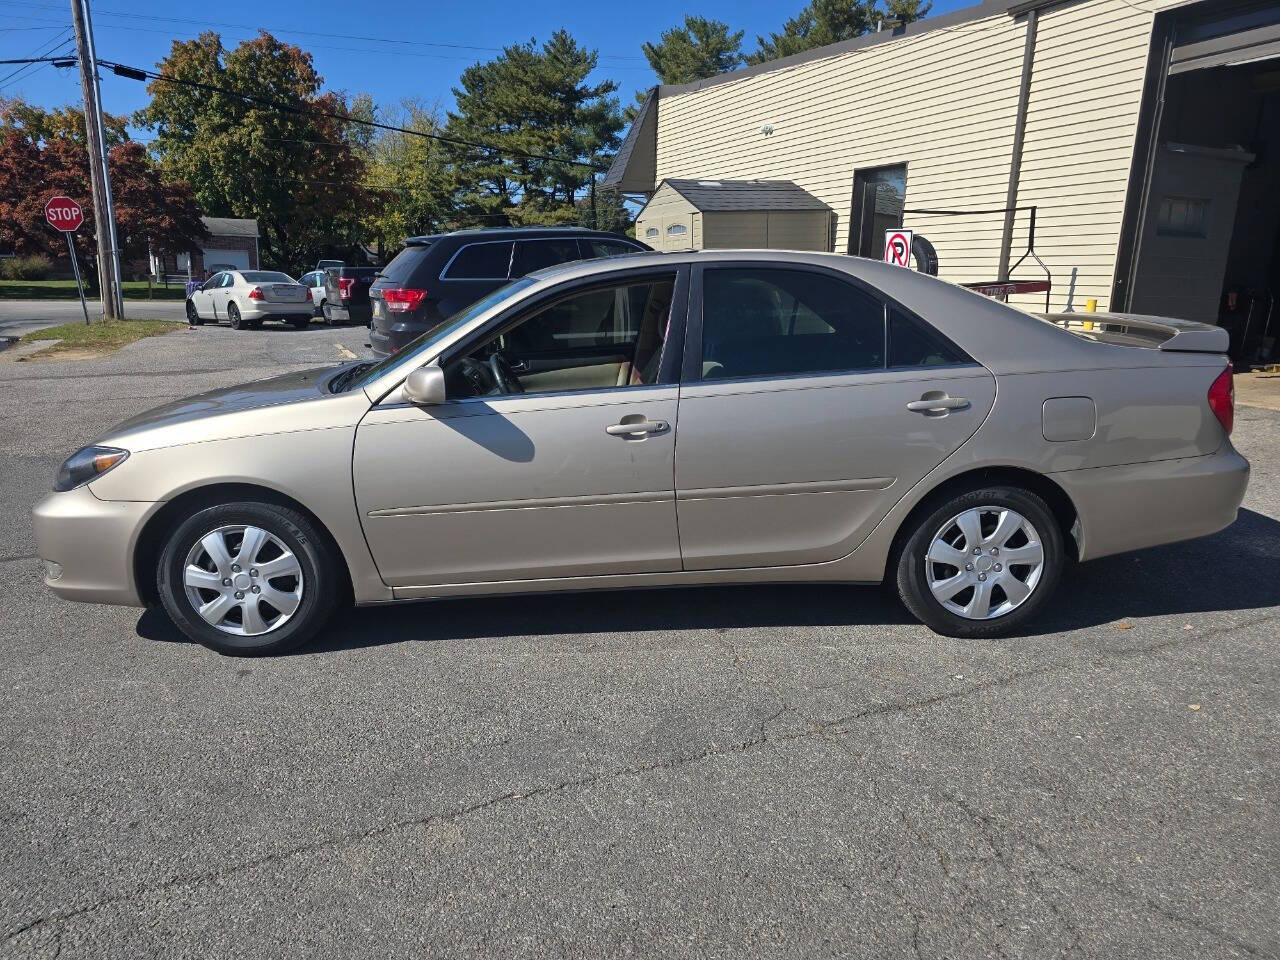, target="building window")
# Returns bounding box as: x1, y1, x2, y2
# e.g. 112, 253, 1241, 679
645, 227, 659, 239
849, 164, 907, 259
666, 223, 688, 236
1156, 196, 1210, 238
